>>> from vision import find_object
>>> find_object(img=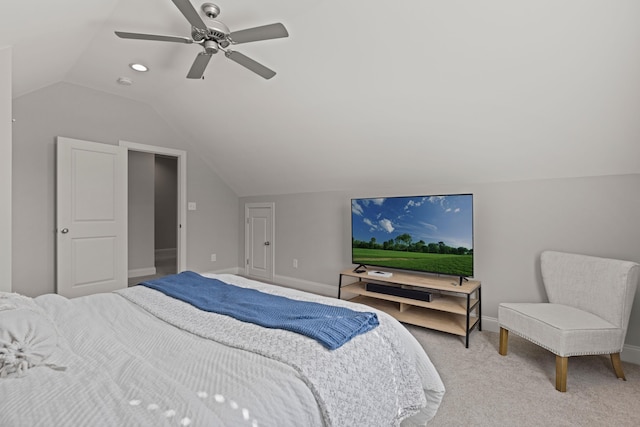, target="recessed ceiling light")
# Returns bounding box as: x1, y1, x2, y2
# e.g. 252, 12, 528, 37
129, 63, 149, 72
